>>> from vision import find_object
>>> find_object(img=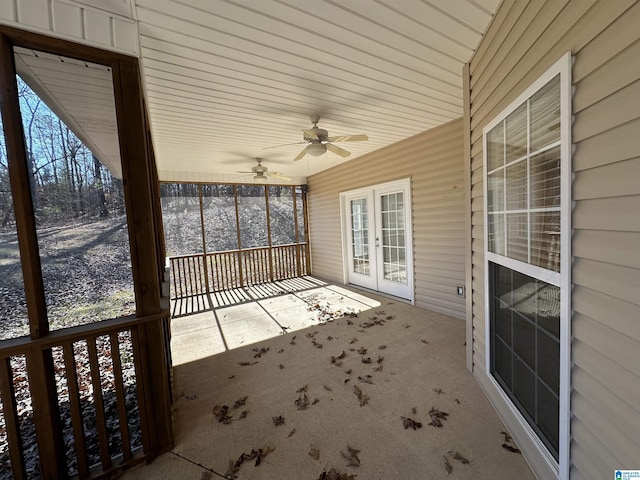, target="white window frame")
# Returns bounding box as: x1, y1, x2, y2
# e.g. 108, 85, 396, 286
482, 52, 572, 480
